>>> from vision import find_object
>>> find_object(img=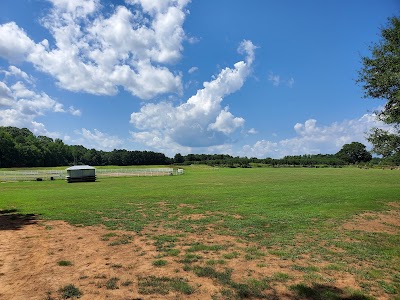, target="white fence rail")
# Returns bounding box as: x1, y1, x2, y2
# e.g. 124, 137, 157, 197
0, 168, 184, 182
96, 168, 176, 177
0, 170, 65, 182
